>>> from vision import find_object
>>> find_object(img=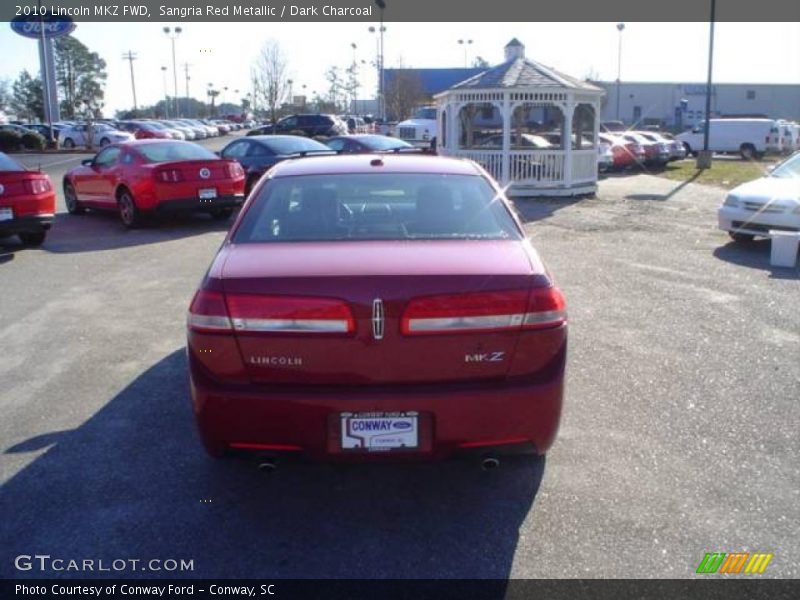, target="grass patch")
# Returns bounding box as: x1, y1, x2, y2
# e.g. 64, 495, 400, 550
658, 157, 779, 190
